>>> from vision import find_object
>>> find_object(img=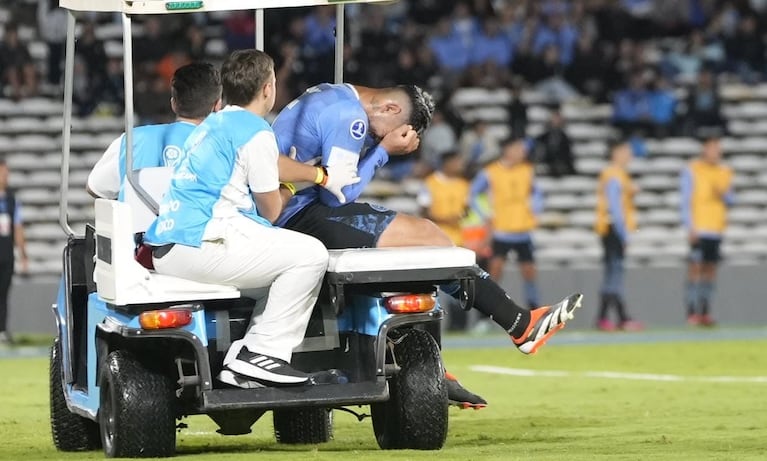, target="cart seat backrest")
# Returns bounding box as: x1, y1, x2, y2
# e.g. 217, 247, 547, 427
122, 167, 173, 233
